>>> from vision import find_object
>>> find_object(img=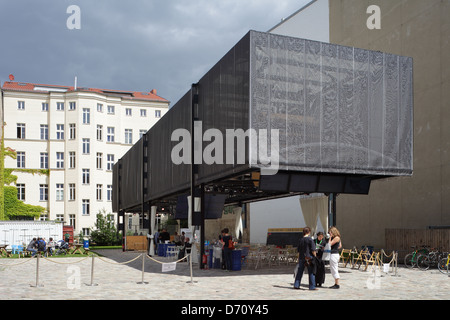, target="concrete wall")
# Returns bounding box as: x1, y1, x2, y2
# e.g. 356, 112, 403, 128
330, 0, 450, 249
